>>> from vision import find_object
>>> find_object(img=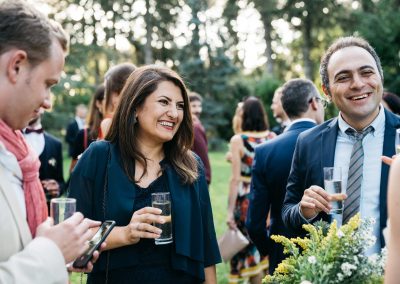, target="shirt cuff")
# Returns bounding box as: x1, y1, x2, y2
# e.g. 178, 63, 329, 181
298, 203, 318, 223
